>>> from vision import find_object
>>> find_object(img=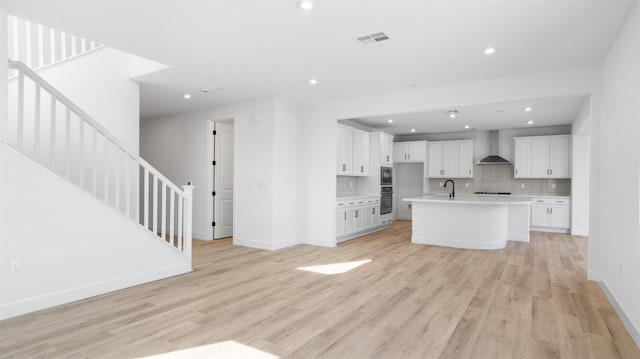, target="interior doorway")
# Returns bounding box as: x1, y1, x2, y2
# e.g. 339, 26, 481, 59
207, 119, 235, 240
